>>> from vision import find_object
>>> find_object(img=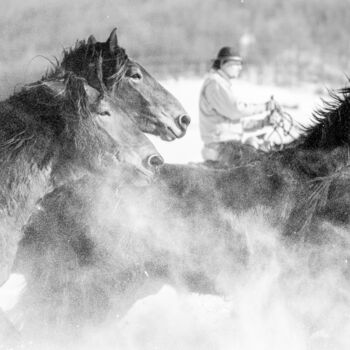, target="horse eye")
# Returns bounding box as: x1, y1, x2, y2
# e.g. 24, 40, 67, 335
99, 111, 111, 116
131, 72, 142, 80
